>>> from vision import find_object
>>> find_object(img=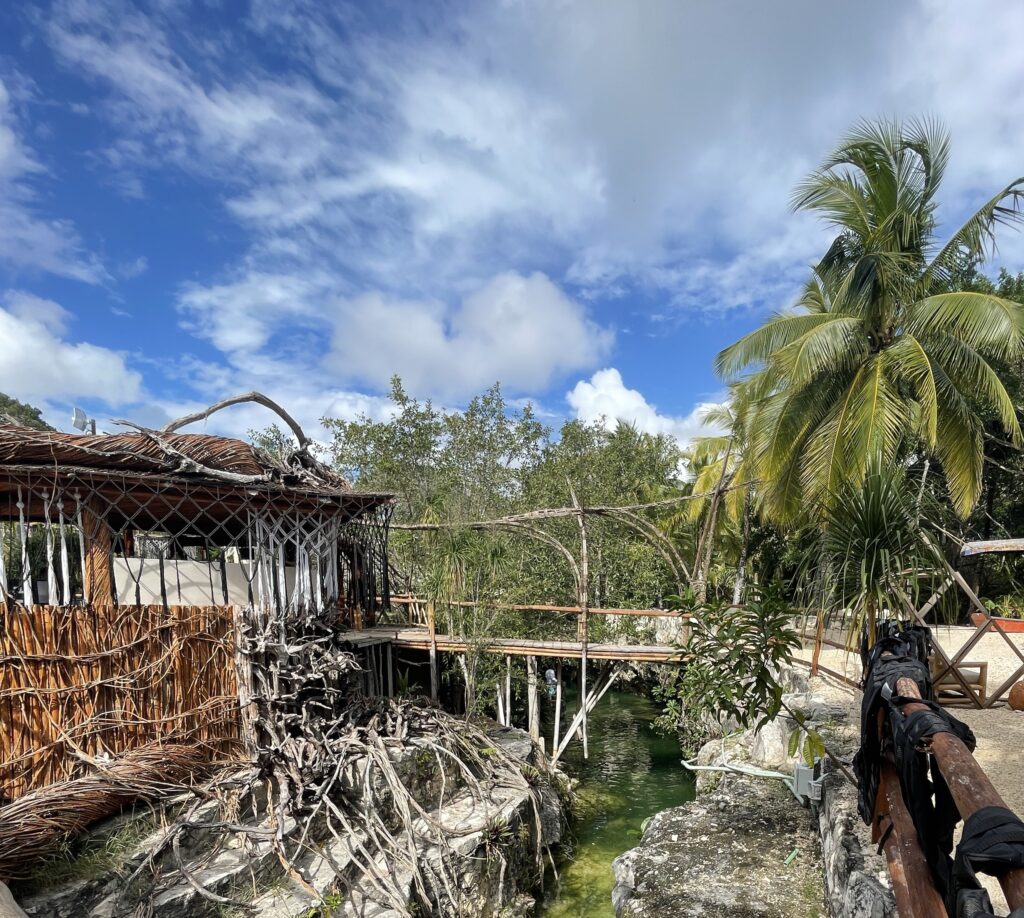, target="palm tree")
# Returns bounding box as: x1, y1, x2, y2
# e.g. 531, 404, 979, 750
686, 393, 757, 602
716, 119, 1024, 521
